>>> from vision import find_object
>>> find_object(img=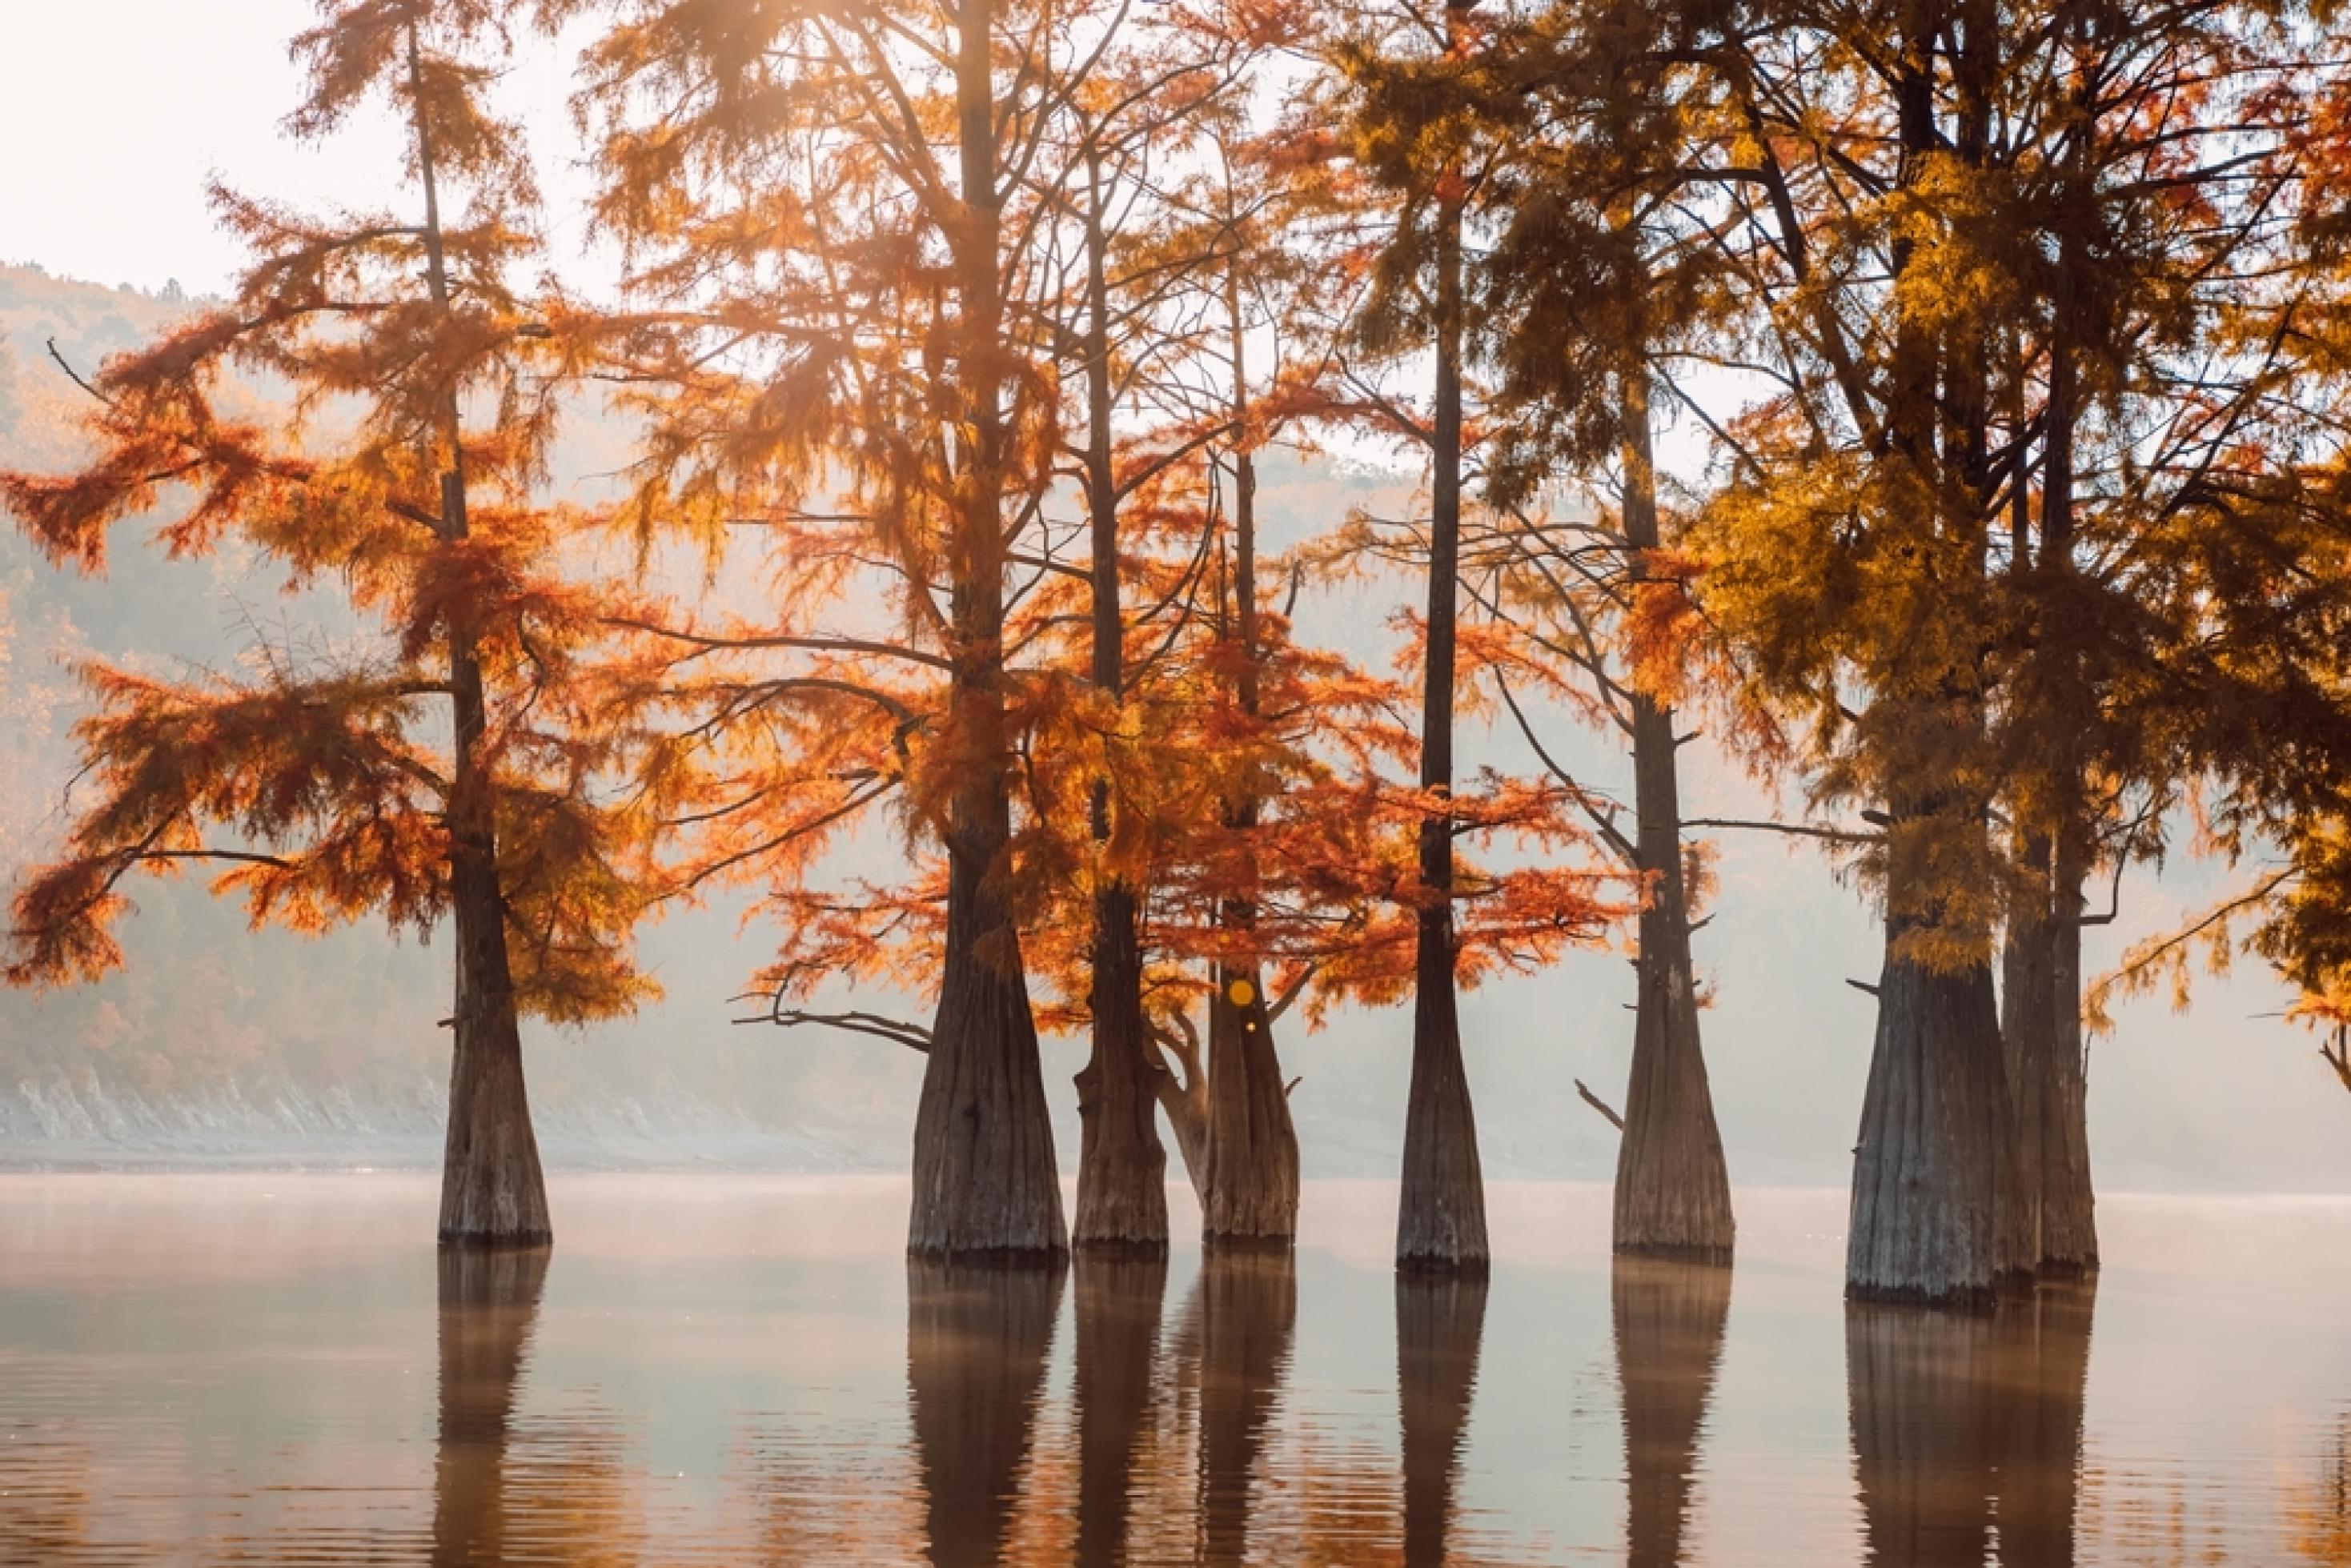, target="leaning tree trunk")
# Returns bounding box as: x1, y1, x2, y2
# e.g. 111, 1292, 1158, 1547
1070, 140, 1168, 1257
411, 30, 548, 1246
907, 1259, 1067, 1567
432, 1246, 548, 1565
1611, 371, 1734, 1262
1398, 168, 1488, 1278
1612, 1257, 1732, 1568
2001, 834, 2098, 1277
1397, 1273, 1489, 1568
908, 0, 1069, 1264
1072, 1255, 1168, 1566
